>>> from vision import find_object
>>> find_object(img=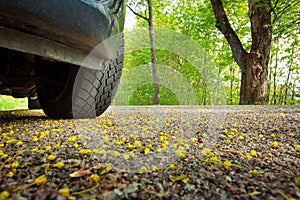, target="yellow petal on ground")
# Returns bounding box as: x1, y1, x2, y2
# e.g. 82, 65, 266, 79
79, 149, 92, 155
139, 166, 148, 174
6, 157, 13, 163
230, 128, 238, 133
248, 169, 263, 176
201, 148, 211, 156
90, 174, 100, 183
45, 146, 51, 151
208, 152, 215, 157
33, 175, 47, 186
47, 155, 56, 161
53, 162, 64, 169
7, 171, 14, 177
58, 188, 70, 198
246, 155, 253, 160
169, 163, 175, 169
223, 160, 232, 168
41, 163, 50, 169
272, 141, 279, 148
220, 134, 226, 138
151, 165, 158, 172
0, 150, 4, 157
100, 166, 113, 175
68, 136, 77, 142
111, 151, 120, 157
210, 156, 218, 163
289, 133, 295, 137
133, 140, 142, 148
0, 190, 10, 200
250, 150, 257, 156
124, 153, 130, 160
144, 147, 150, 155
11, 161, 19, 169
